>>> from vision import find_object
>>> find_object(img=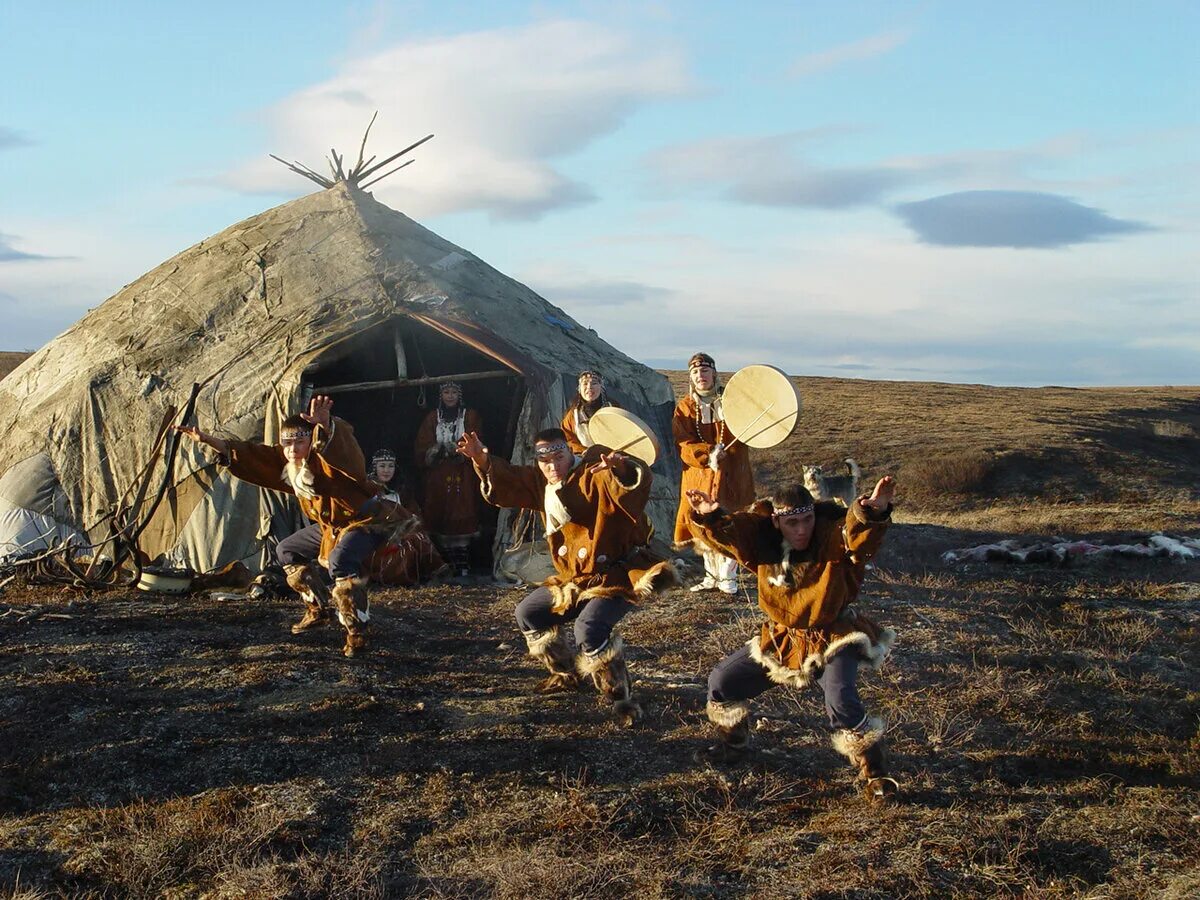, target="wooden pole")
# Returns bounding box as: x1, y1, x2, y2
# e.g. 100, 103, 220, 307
319, 369, 516, 395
